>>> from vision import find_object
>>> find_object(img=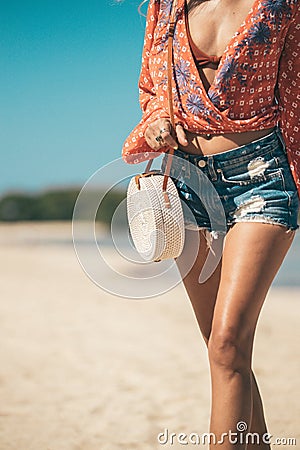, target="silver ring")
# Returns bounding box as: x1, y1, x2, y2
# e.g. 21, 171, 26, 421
159, 127, 168, 134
